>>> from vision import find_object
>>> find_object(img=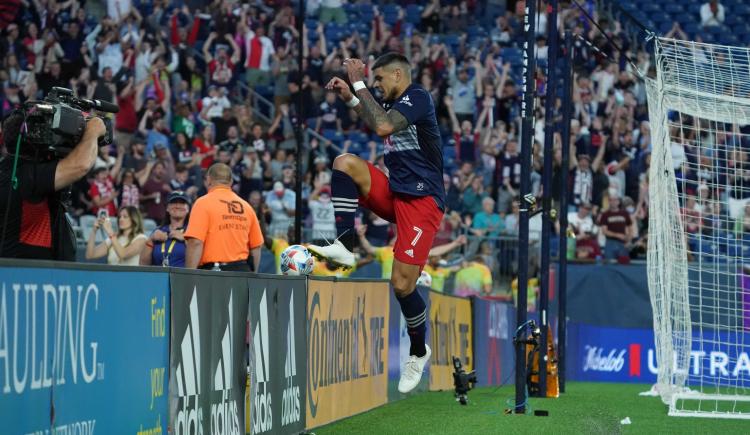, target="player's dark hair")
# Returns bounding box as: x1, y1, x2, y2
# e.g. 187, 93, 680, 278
372, 52, 411, 74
